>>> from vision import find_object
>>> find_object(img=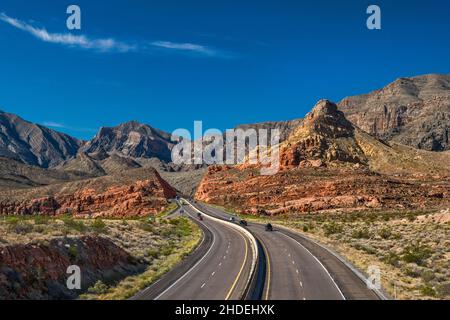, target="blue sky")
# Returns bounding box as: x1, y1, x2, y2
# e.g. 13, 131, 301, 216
0, 0, 449, 140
